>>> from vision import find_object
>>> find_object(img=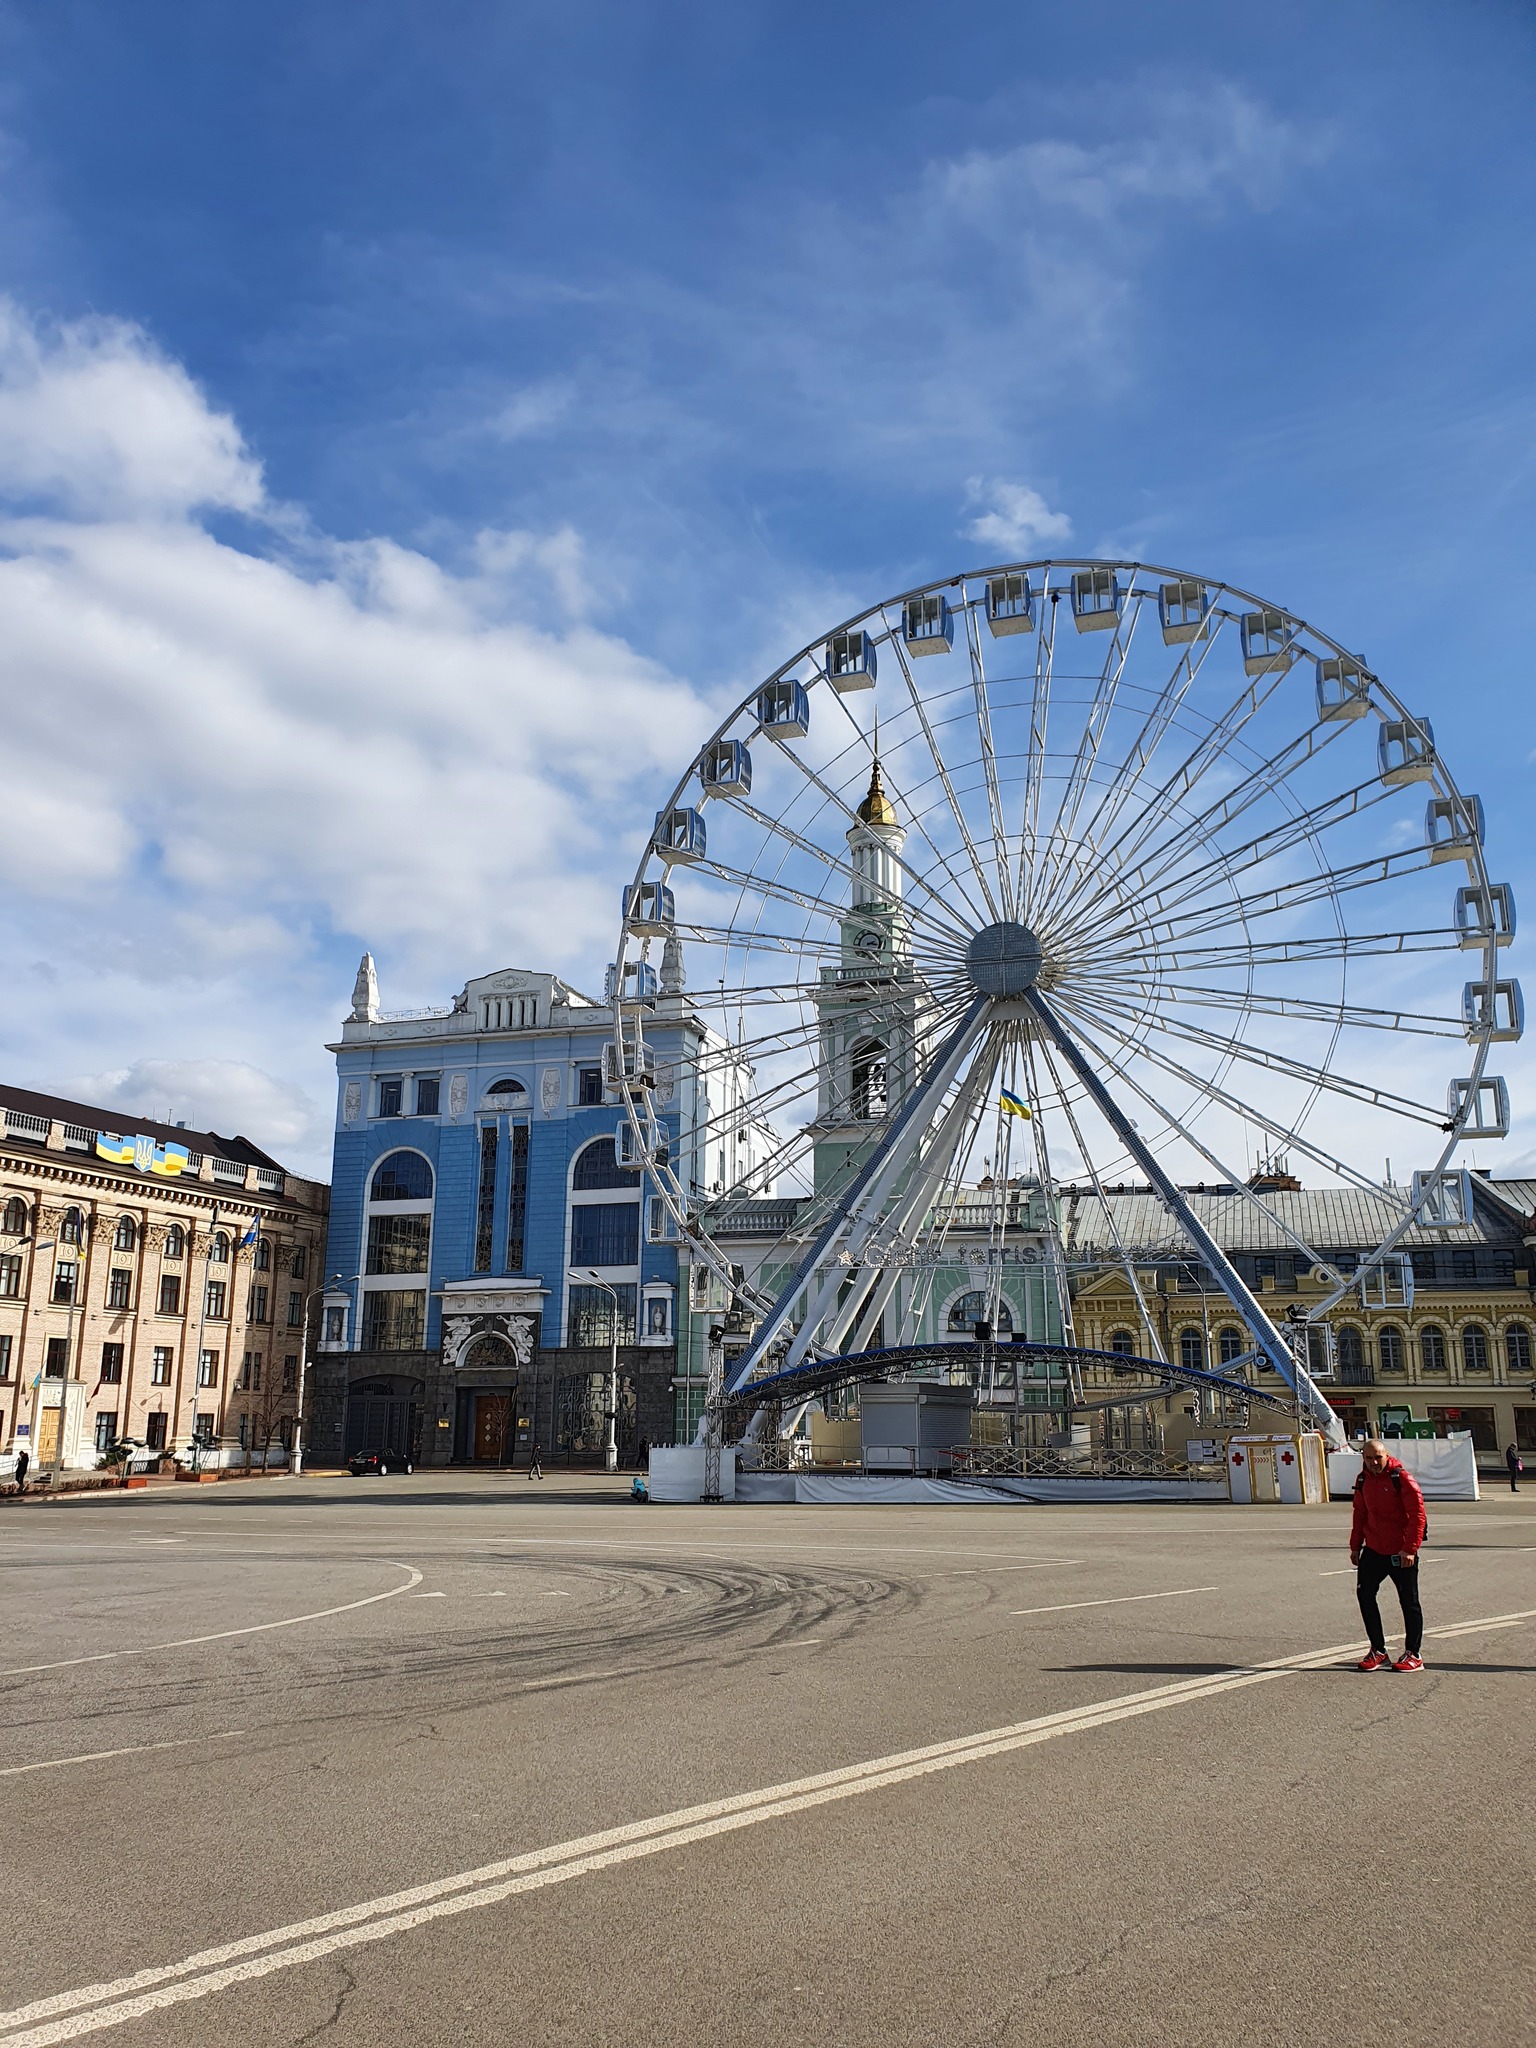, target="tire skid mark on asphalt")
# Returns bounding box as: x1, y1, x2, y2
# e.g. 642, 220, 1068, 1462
0, 1563, 424, 1678
6, 1604, 1533, 2048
